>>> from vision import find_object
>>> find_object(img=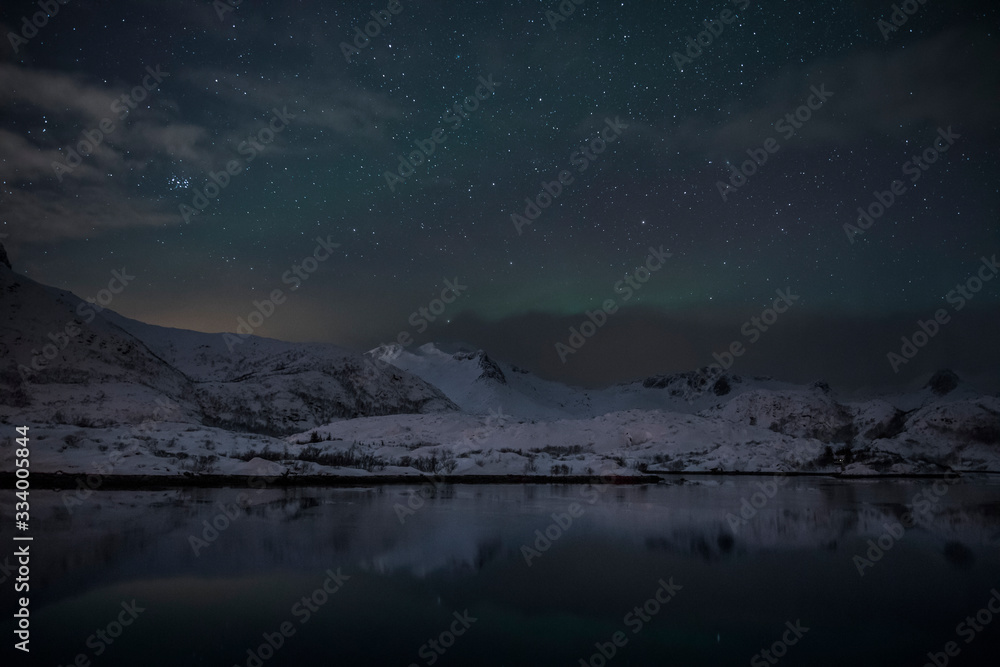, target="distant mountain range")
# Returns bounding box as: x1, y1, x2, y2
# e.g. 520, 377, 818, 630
1, 247, 998, 478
